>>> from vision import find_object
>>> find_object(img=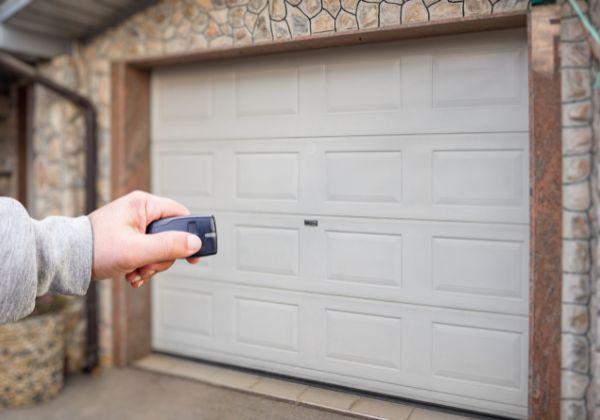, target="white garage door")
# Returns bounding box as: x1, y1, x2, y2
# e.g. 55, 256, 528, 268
151, 29, 529, 418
